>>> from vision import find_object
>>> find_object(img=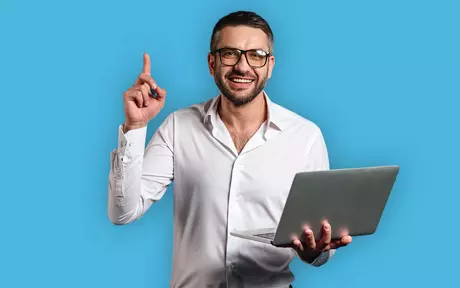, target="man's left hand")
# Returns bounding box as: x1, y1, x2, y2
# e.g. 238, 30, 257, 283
291, 222, 352, 263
